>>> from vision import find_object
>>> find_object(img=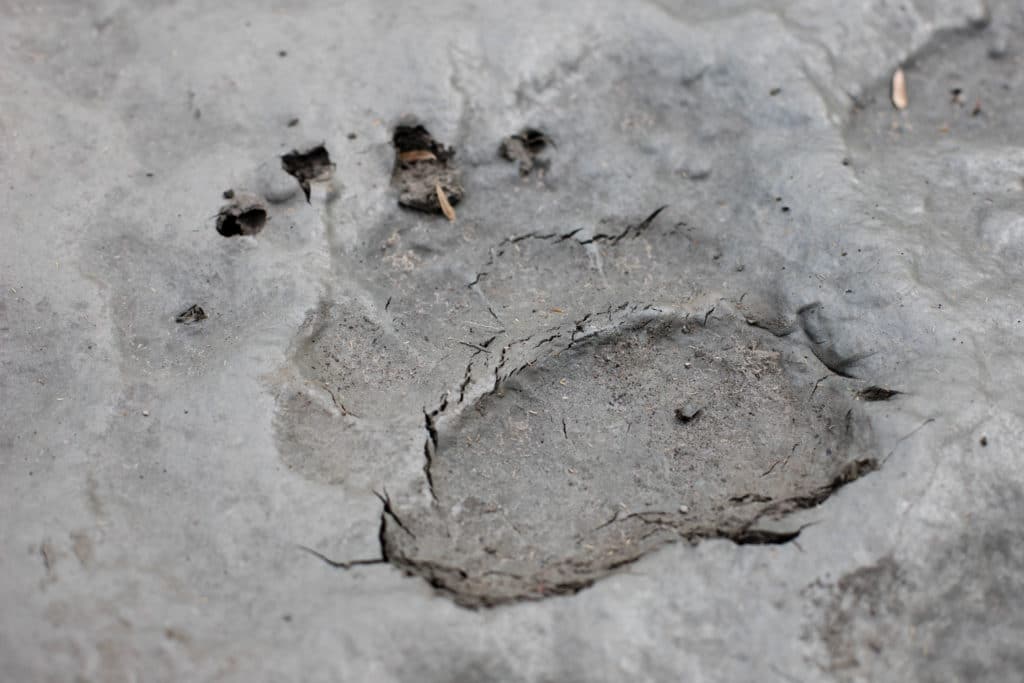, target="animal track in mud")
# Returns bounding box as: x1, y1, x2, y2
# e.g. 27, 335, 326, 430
391, 122, 463, 215
216, 193, 268, 236
383, 308, 878, 606
281, 144, 335, 201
